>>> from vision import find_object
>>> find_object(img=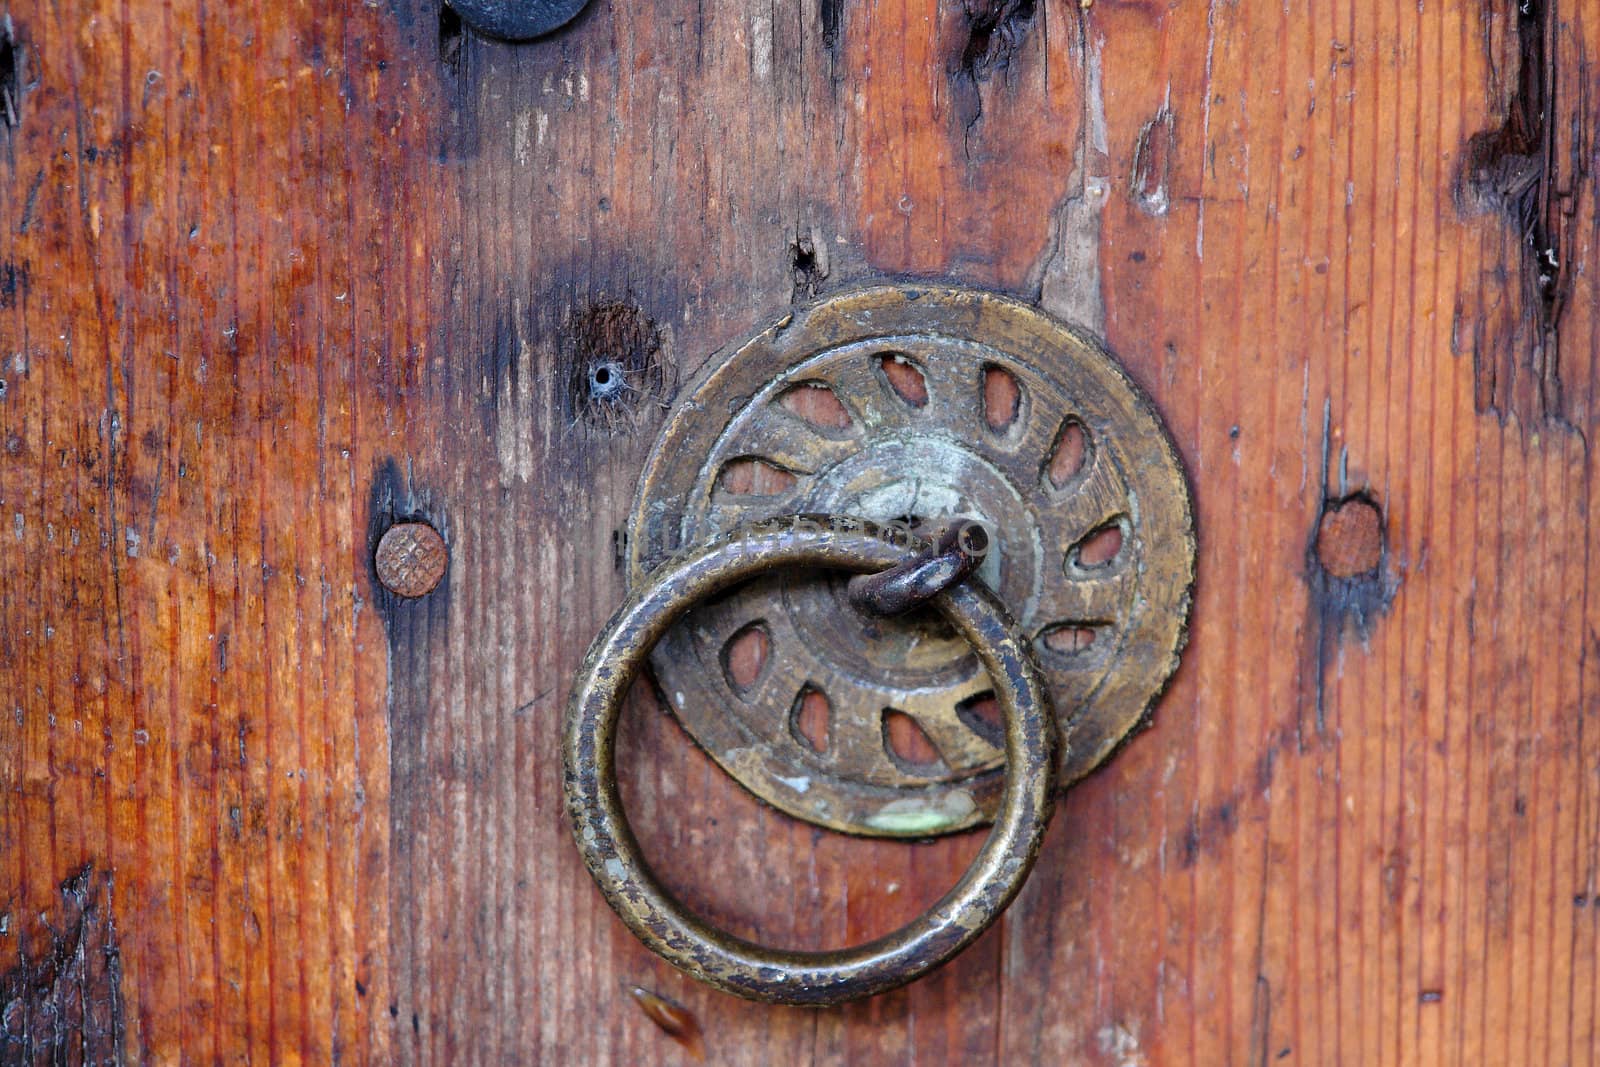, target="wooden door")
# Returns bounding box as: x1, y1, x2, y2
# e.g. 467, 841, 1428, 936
3, 0, 1598, 1062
